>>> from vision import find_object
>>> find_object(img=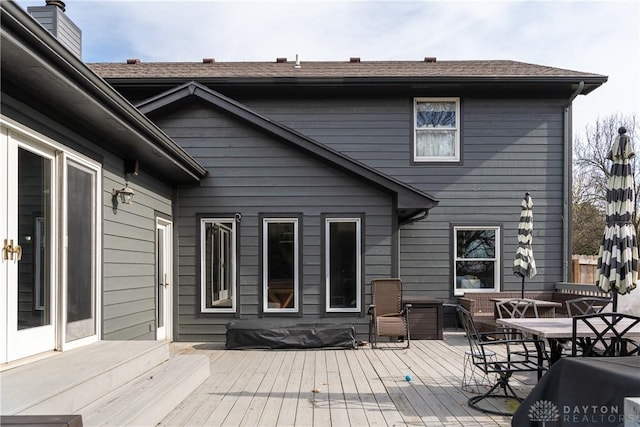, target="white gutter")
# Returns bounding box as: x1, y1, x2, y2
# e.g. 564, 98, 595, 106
563, 81, 584, 282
